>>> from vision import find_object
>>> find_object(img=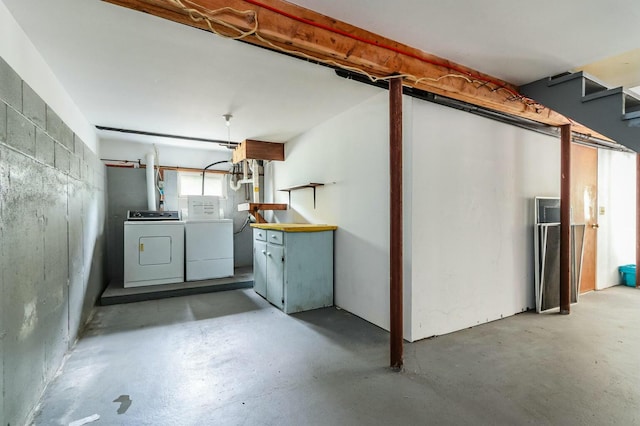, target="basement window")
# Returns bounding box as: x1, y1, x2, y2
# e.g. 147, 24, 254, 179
177, 171, 225, 197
